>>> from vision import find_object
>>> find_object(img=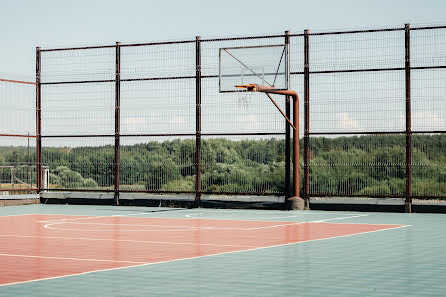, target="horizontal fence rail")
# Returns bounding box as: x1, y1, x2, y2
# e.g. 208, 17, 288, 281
4, 24, 442, 210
